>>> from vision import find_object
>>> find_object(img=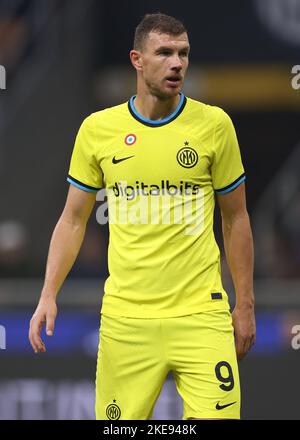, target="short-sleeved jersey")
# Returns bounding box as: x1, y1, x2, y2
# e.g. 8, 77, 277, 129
67, 94, 245, 318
